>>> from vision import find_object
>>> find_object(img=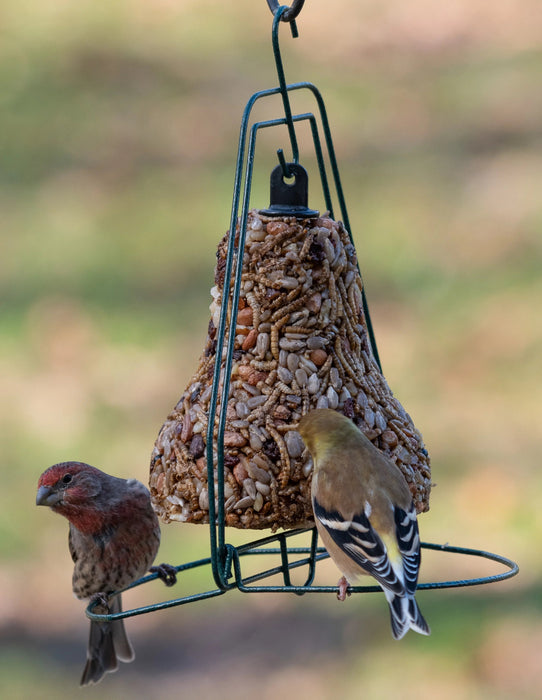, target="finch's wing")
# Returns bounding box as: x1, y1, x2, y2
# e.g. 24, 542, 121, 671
313, 497, 404, 594
393, 503, 422, 595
